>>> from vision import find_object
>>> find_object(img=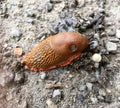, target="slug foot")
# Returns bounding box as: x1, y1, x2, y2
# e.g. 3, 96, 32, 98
24, 65, 57, 72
